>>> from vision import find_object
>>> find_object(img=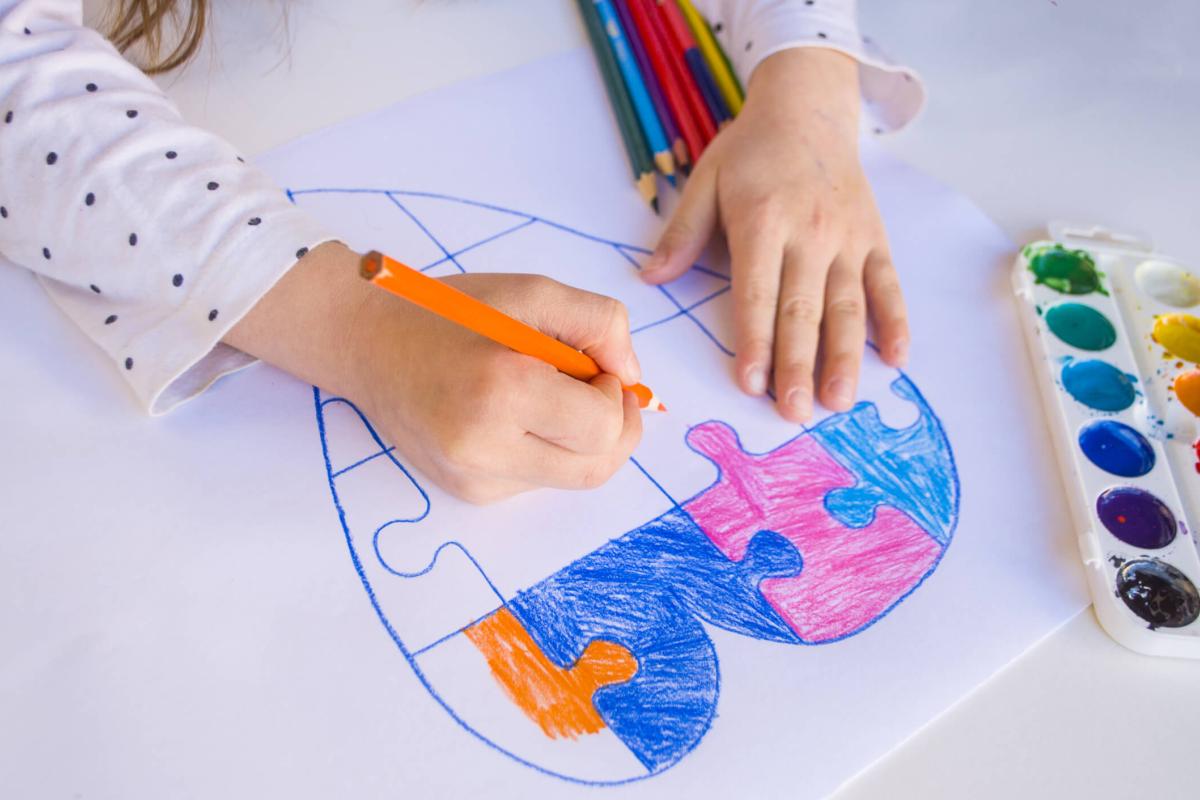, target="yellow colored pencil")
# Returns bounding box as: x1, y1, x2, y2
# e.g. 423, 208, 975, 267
677, 0, 743, 116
